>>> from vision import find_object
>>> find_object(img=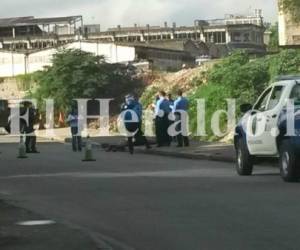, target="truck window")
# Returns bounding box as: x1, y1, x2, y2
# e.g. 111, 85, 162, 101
290, 84, 300, 105
0, 100, 8, 112
0, 100, 9, 127
267, 86, 284, 110
254, 87, 272, 112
